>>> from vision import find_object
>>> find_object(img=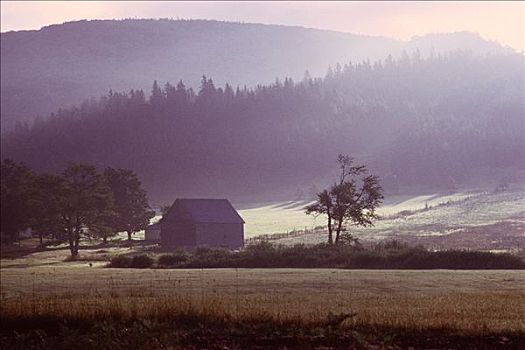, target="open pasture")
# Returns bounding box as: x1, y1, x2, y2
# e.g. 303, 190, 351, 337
2, 267, 524, 333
